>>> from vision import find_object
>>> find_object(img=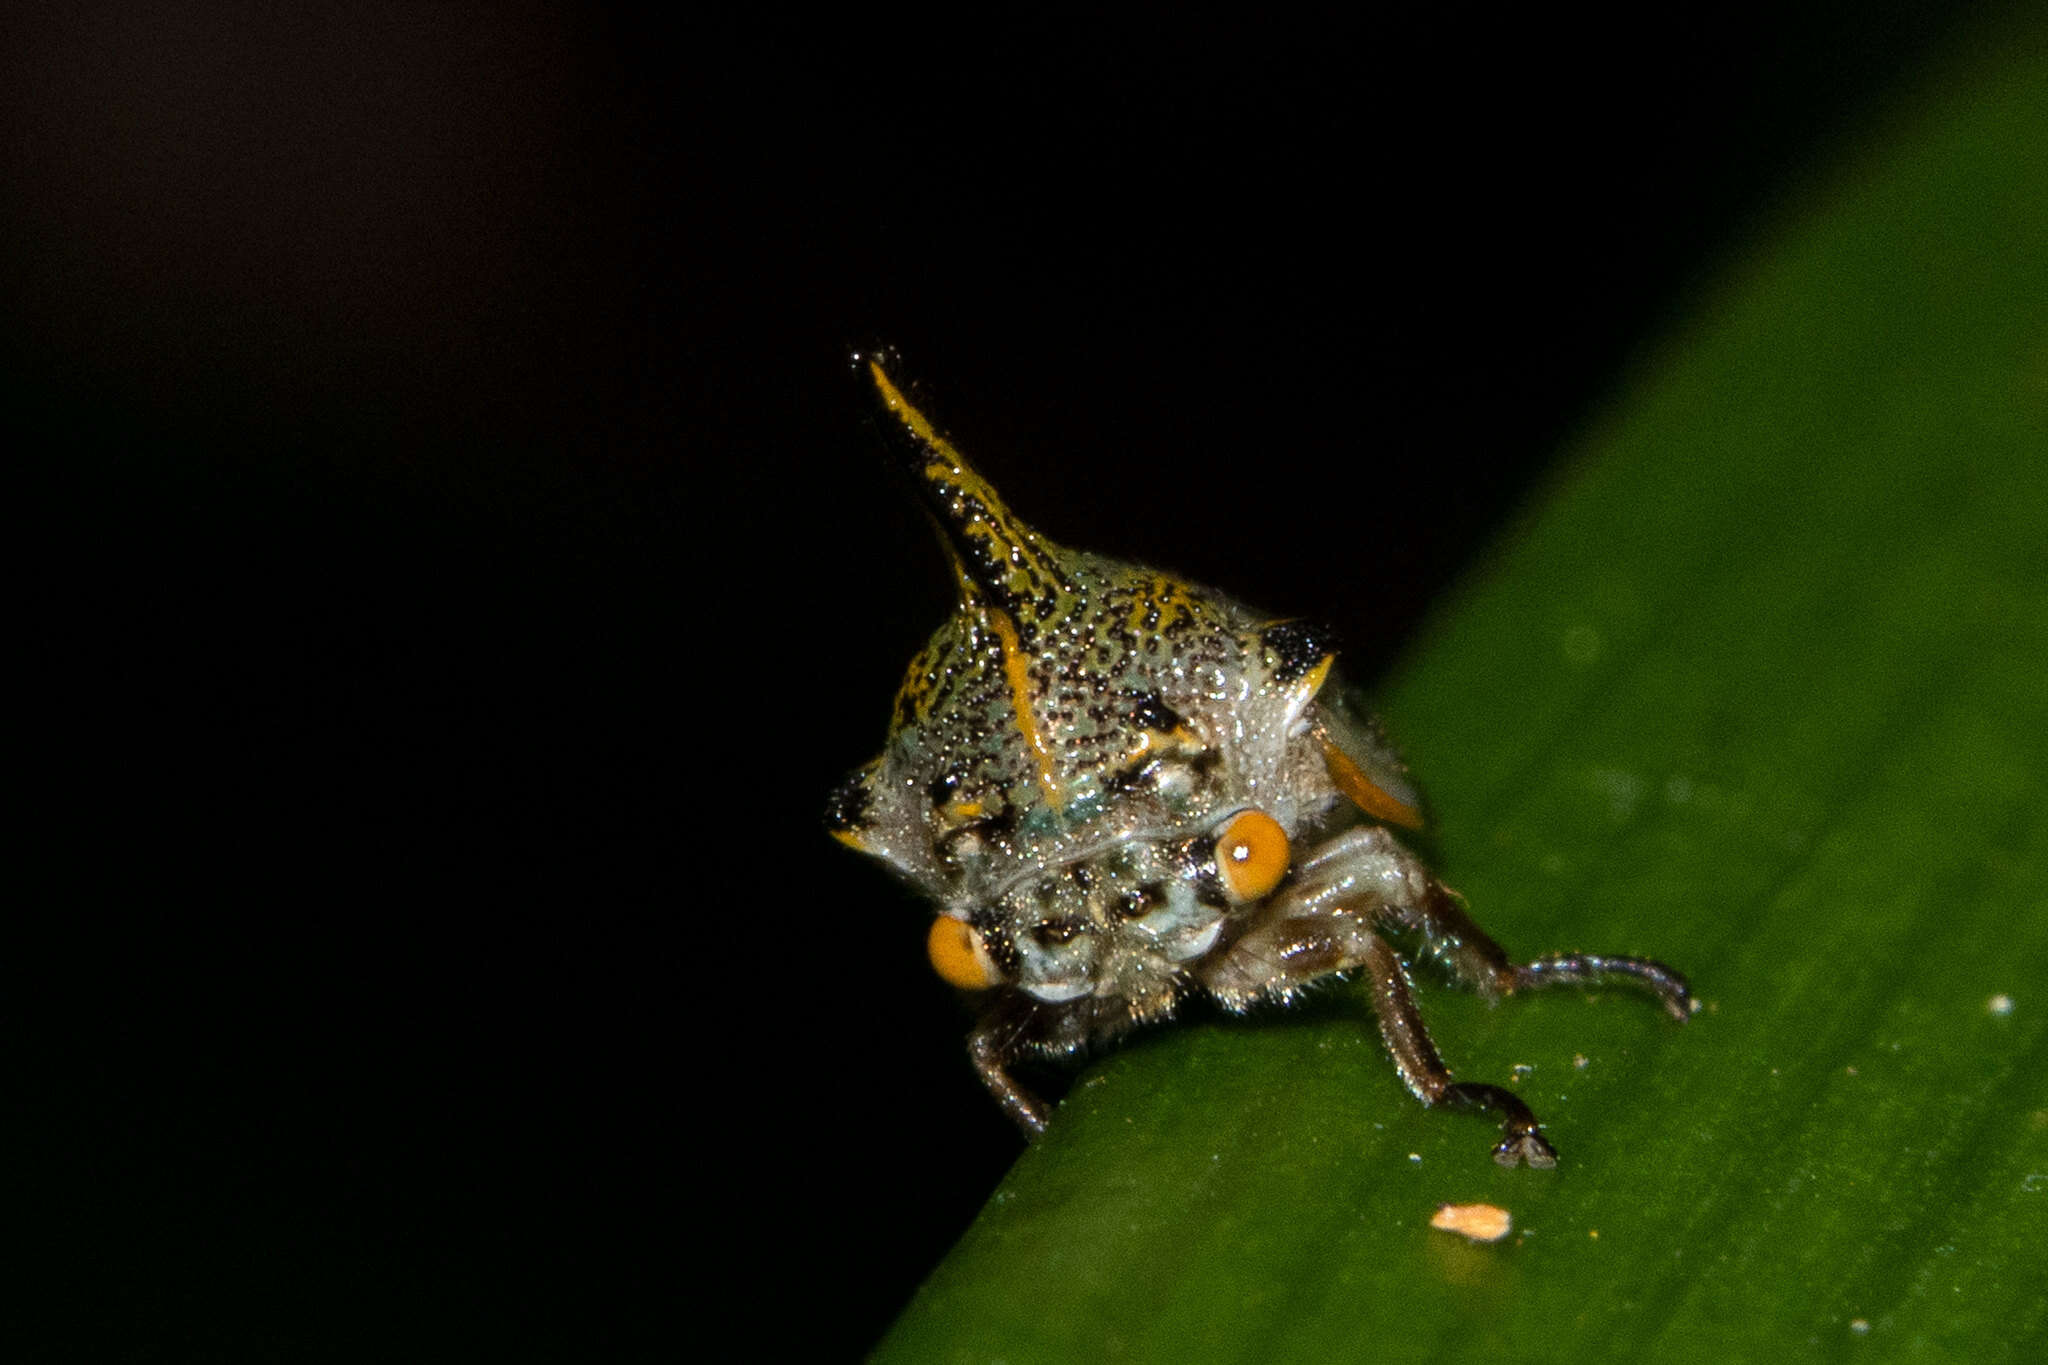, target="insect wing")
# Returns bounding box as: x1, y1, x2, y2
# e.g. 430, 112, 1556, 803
1312, 677, 1425, 831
